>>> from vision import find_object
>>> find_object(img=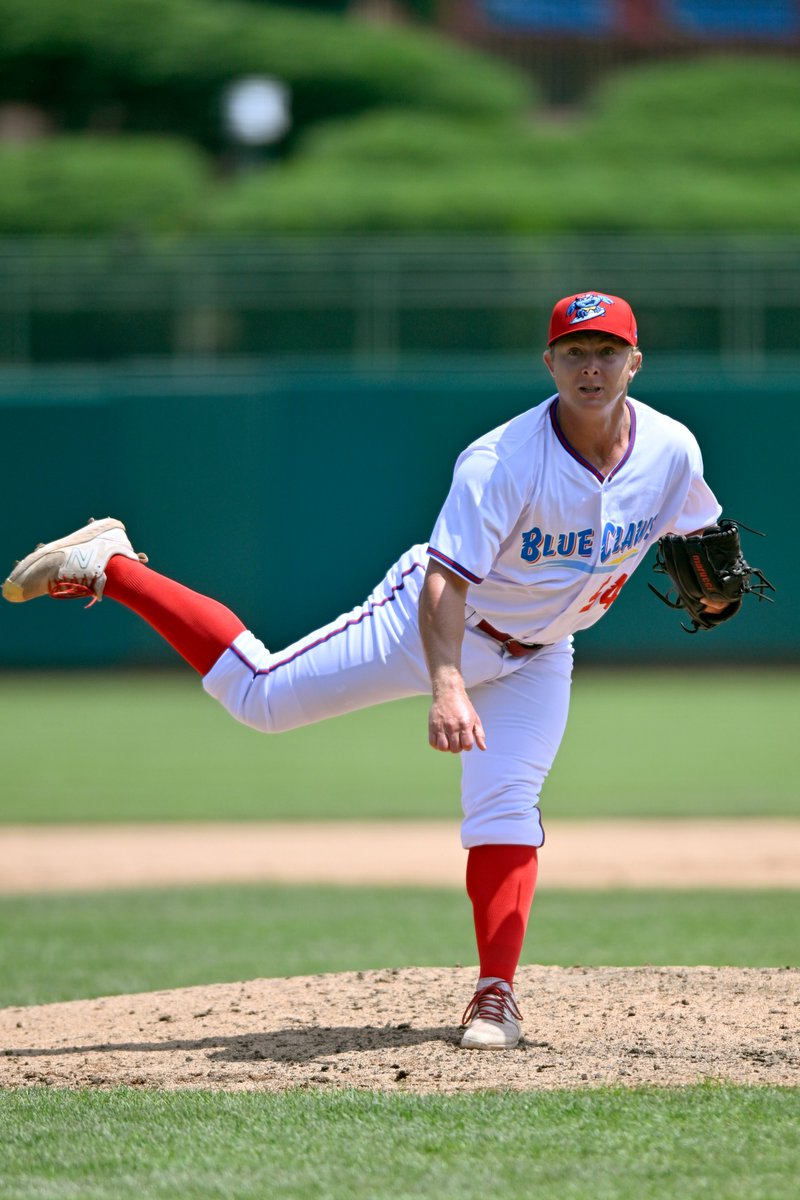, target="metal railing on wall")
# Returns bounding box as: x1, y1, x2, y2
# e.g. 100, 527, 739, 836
0, 234, 797, 369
